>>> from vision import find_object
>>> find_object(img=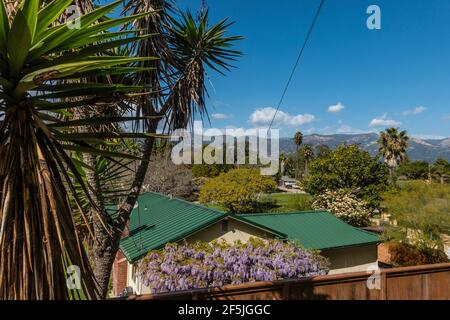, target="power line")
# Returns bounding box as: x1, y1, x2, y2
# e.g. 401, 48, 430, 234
268, 0, 326, 131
